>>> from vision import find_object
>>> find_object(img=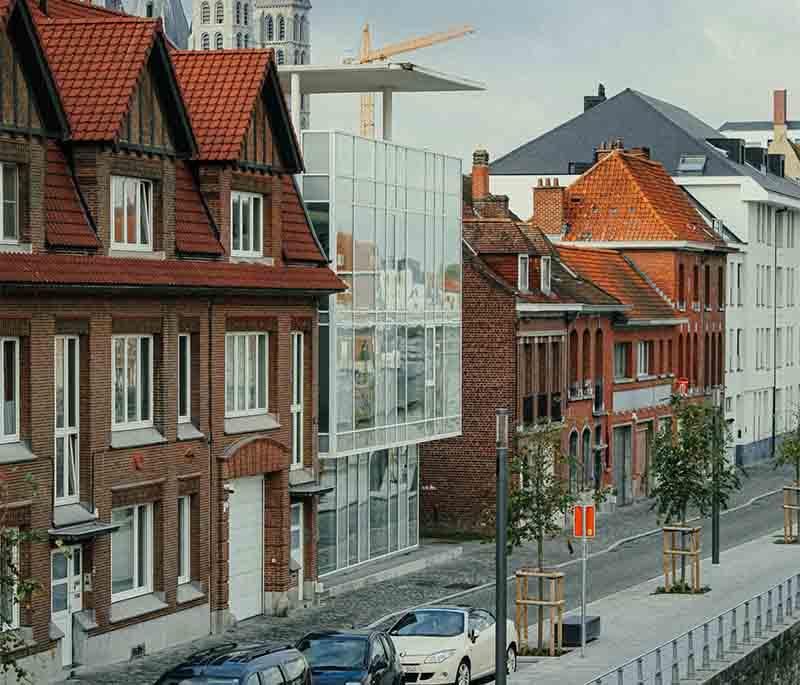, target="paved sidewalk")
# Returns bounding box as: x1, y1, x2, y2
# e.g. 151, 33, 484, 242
508, 530, 800, 685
